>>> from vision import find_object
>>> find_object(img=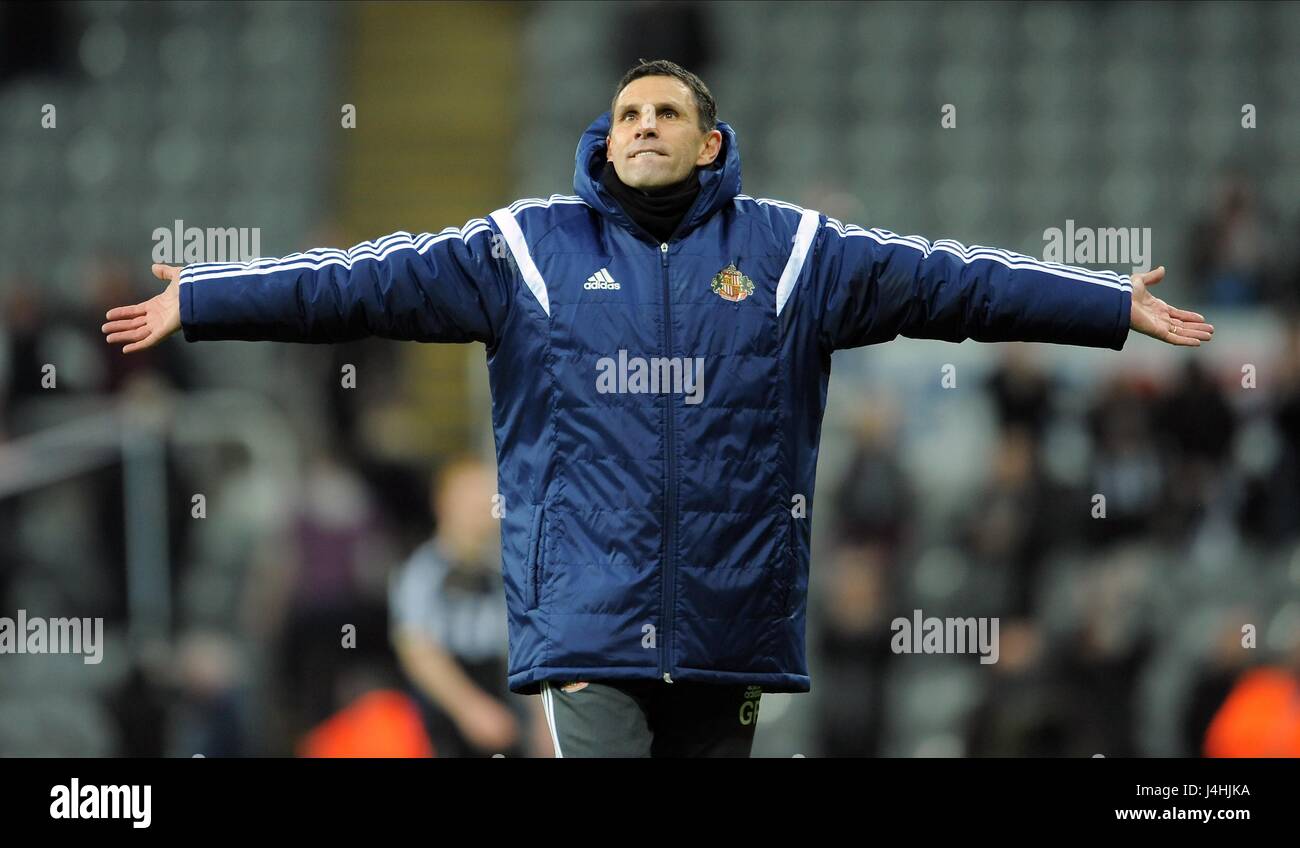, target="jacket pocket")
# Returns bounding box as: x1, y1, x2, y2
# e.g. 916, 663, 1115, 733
526, 503, 546, 610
